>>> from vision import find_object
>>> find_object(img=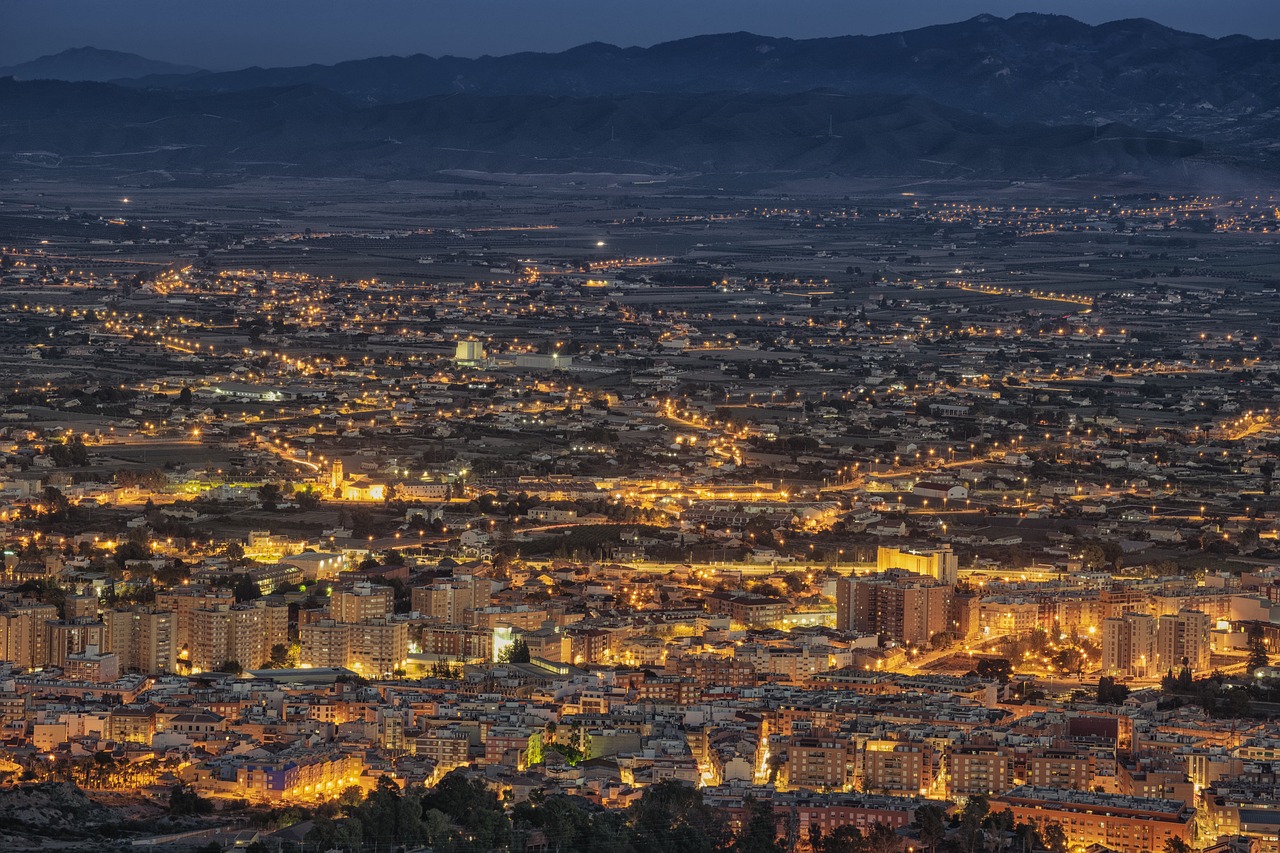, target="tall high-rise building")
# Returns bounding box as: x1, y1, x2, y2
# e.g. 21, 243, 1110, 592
104, 608, 133, 665
156, 587, 234, 659
1102, 612, 1158, 677
330, 582, 394, 623
0, 603, 58, 668
1157, 609, 1211, 673
876, 545, 959, 585
189, 601, 287, 672
412, 575, 494, 624
46, 620, 107, 669
836, 572, 953, 646
299, 619, 350, 669
349, 619, 409, 677
299, 618, 409, 677
103, 608, 176, 674
379, 709, 406, 752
